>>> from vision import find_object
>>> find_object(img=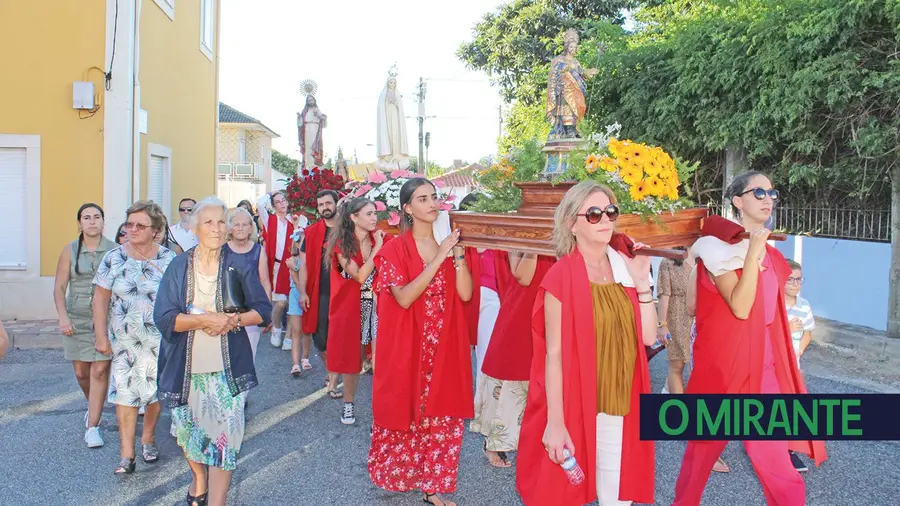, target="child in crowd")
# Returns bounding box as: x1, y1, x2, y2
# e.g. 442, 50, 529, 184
785, 259, 815, 368
785, 258, 815, 473
286, 228, 313, 376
